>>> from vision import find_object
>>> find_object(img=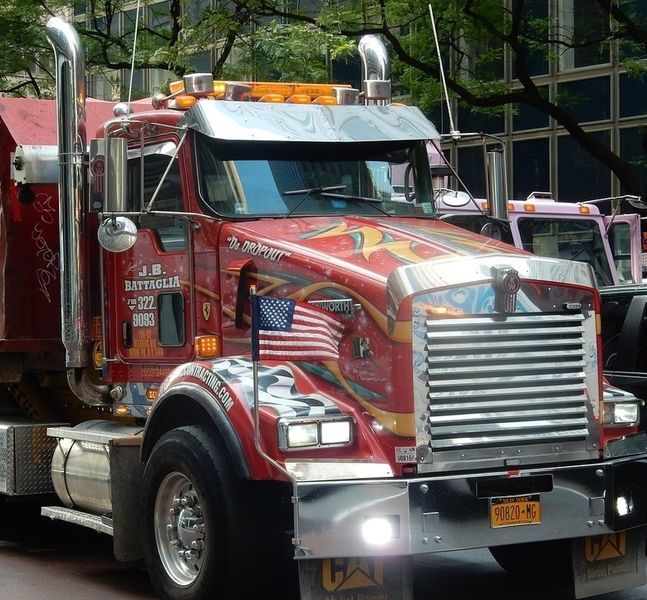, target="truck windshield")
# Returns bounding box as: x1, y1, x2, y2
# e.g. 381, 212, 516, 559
517, 217, 615, 287
194, 134, 435, 218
